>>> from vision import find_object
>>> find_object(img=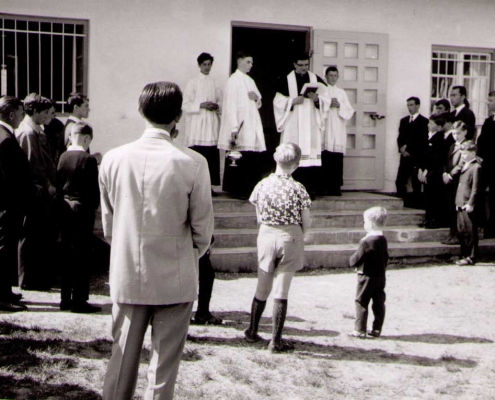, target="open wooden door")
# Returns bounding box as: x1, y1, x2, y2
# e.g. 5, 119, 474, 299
313, 30, 389, 190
